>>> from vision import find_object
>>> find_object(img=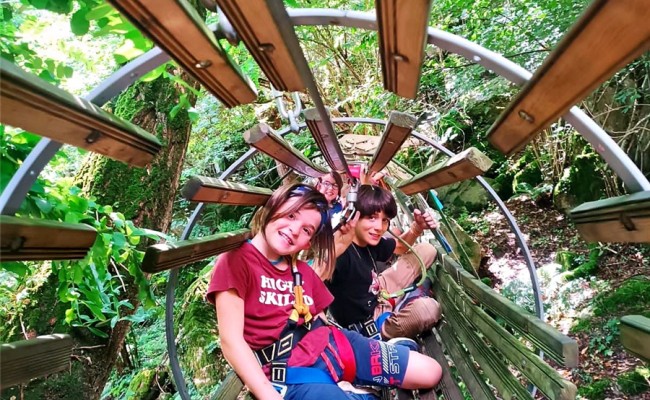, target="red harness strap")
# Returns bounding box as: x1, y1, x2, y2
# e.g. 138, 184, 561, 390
330, 327, 357, 383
